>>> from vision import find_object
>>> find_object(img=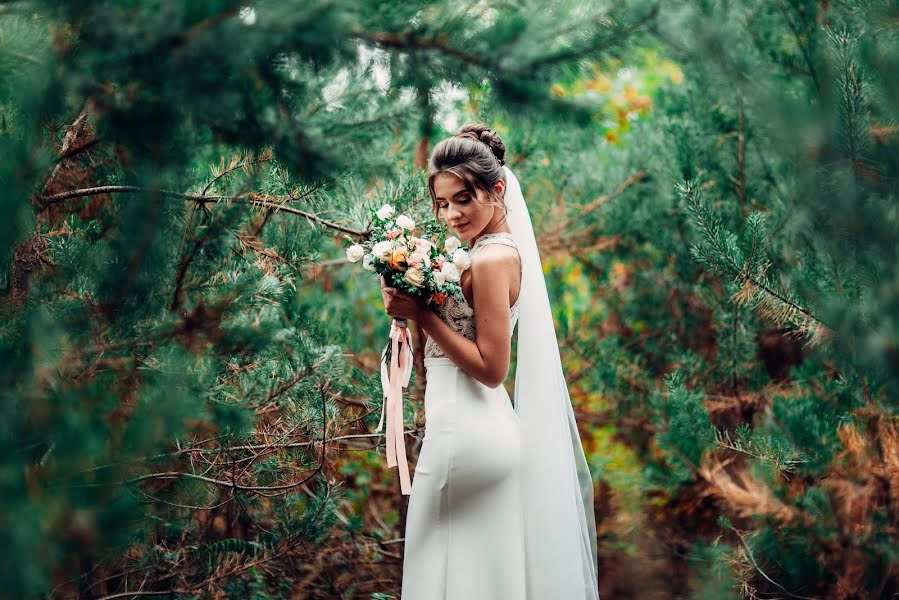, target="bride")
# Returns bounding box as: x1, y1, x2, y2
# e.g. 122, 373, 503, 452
380, 123, 599, 600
